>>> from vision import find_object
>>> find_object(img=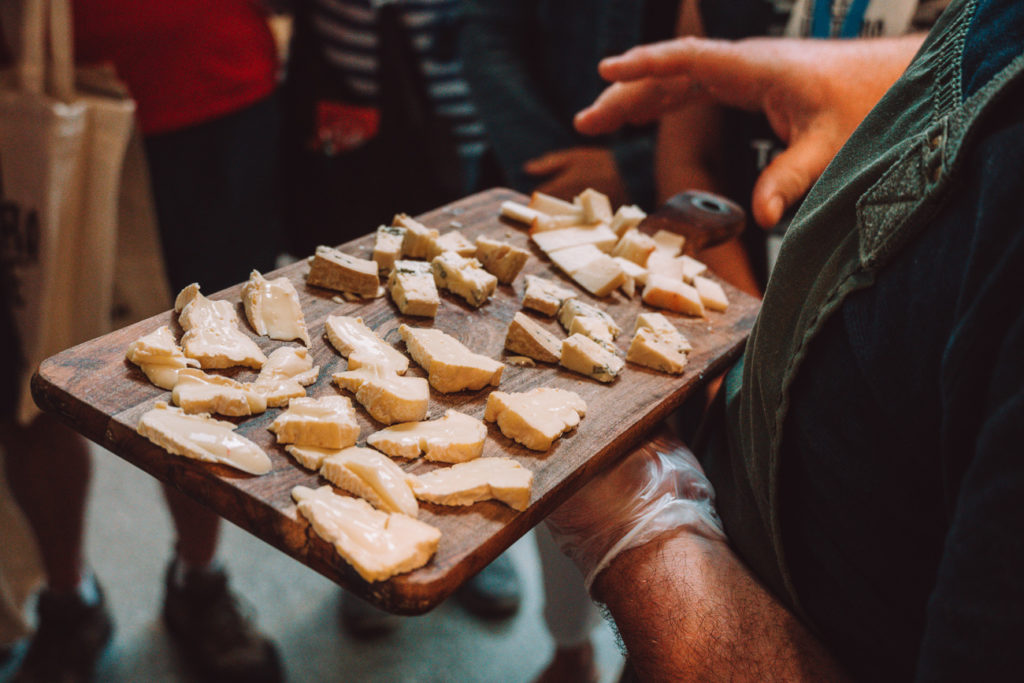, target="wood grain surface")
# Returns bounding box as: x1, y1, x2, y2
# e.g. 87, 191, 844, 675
32, 188, 759, 614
